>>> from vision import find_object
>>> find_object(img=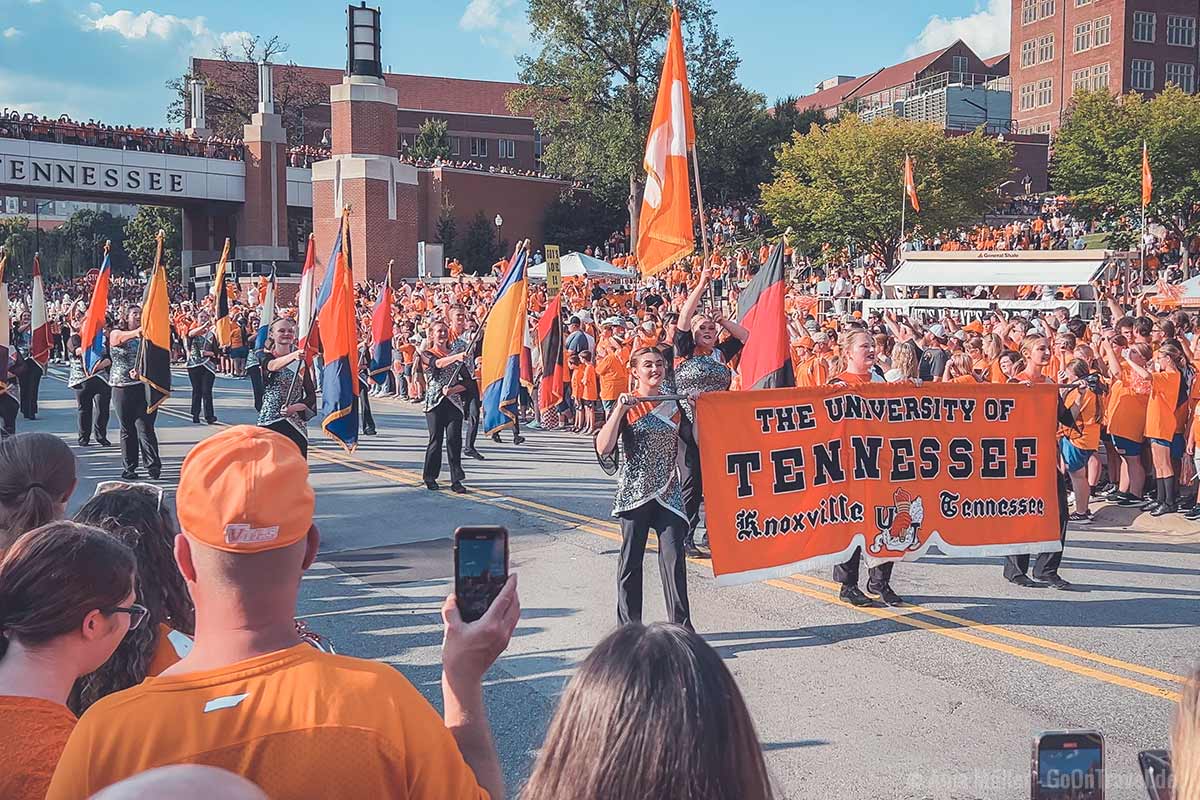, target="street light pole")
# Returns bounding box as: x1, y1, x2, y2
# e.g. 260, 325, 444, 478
494, 213, 504, 266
